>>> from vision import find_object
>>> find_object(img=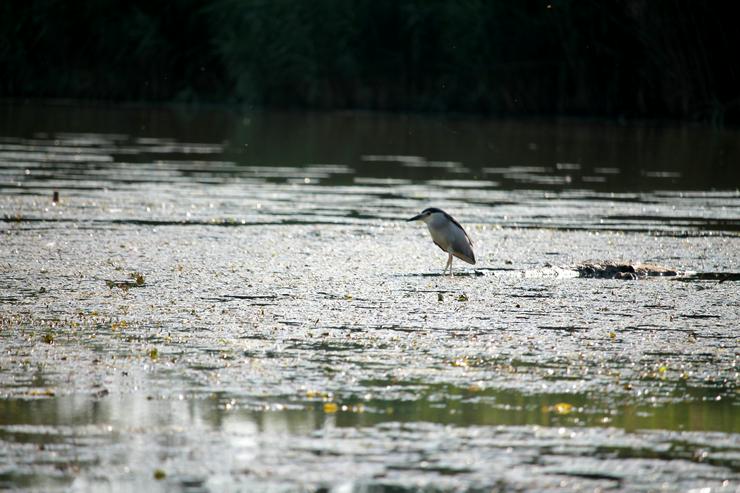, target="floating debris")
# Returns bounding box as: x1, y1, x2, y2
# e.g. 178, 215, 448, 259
575, 261, 678, 279
550, 402, 574, 415
92, 388, 109, 398
306, 389, 332, 400
27, 388, 56, 397
451, 357, 469, 368
105, 272, 146, 290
